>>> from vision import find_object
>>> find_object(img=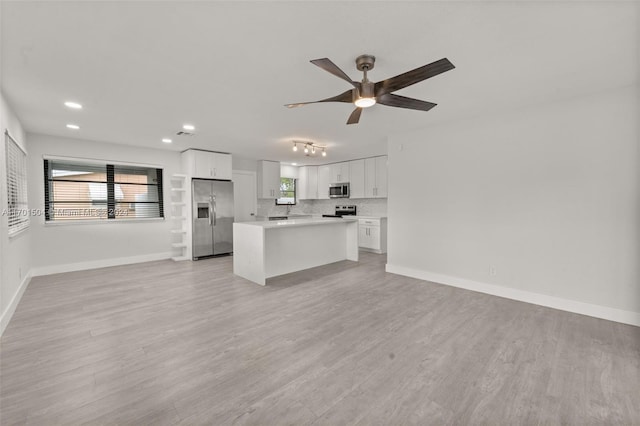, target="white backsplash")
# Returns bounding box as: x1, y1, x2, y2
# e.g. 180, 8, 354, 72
257, 198, 387, 217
